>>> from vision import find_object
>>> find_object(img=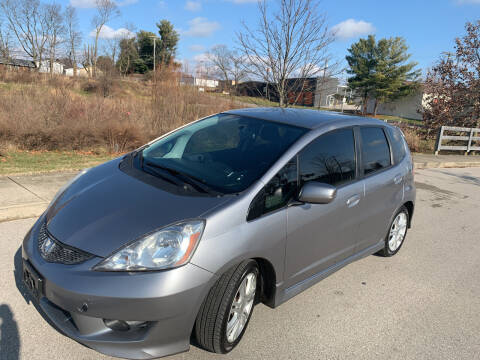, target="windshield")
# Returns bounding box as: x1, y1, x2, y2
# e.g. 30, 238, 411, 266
141, 113, 307, 194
